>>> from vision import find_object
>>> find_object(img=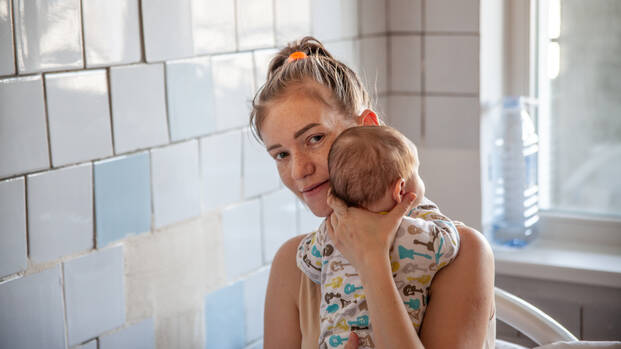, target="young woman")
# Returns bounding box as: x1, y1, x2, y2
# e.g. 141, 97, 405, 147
250, 37, 495, 349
